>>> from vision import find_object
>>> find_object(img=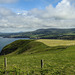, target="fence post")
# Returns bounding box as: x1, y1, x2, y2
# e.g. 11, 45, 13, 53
41, 60, 43, 69
4, 57, 7, 74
